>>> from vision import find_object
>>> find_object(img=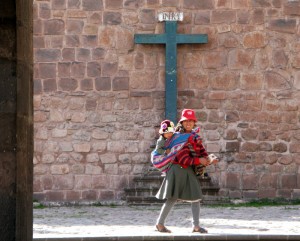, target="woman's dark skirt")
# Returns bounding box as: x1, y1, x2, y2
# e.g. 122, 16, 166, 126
155, 164, 202, 202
